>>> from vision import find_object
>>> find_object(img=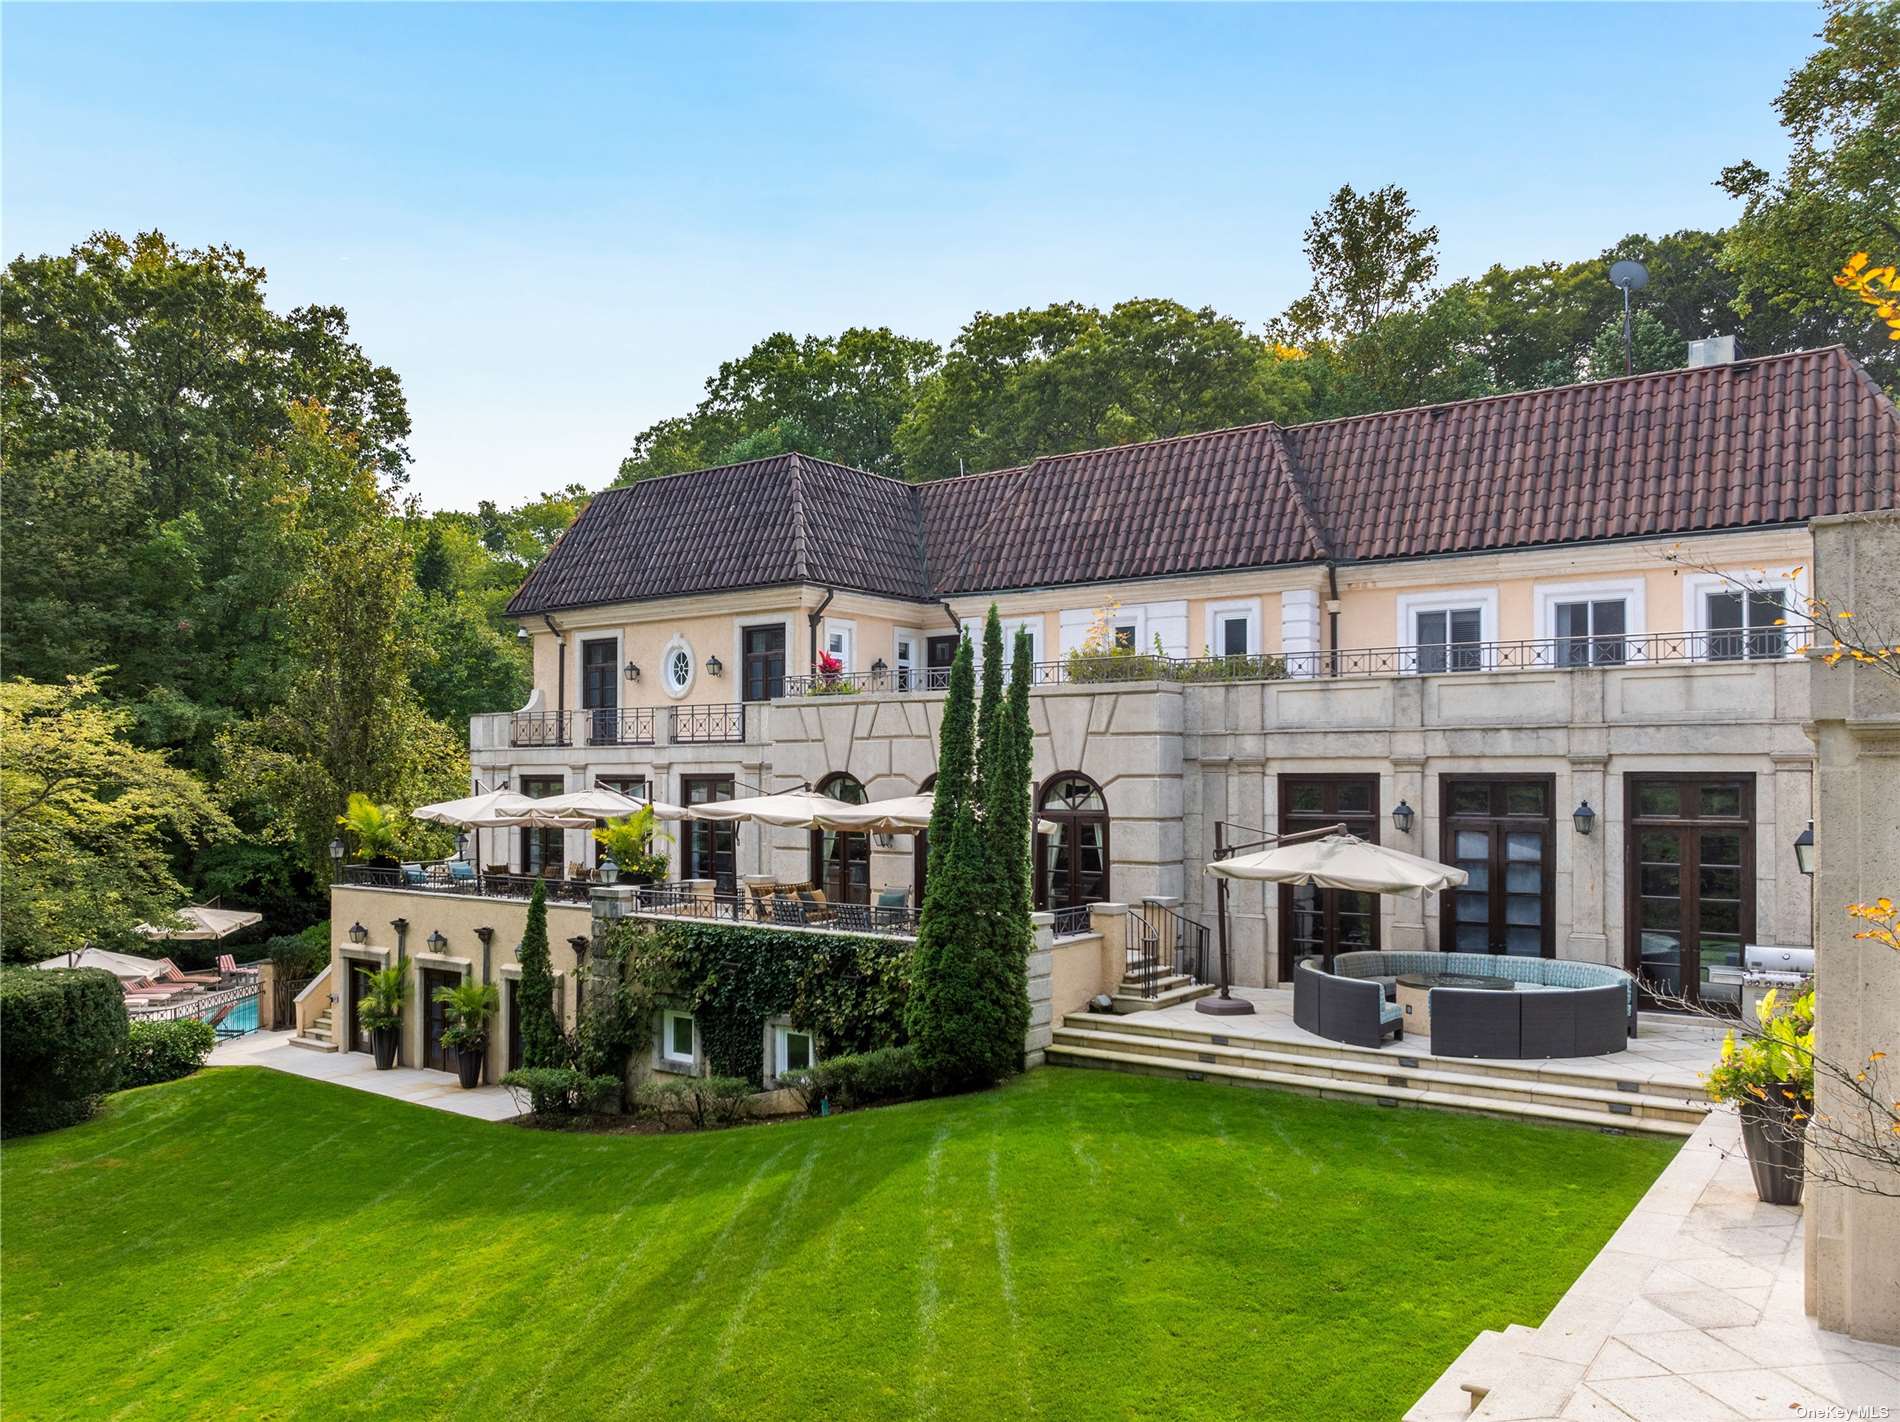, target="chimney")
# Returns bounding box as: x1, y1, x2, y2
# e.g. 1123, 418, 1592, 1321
1688, 335, 1738, 368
